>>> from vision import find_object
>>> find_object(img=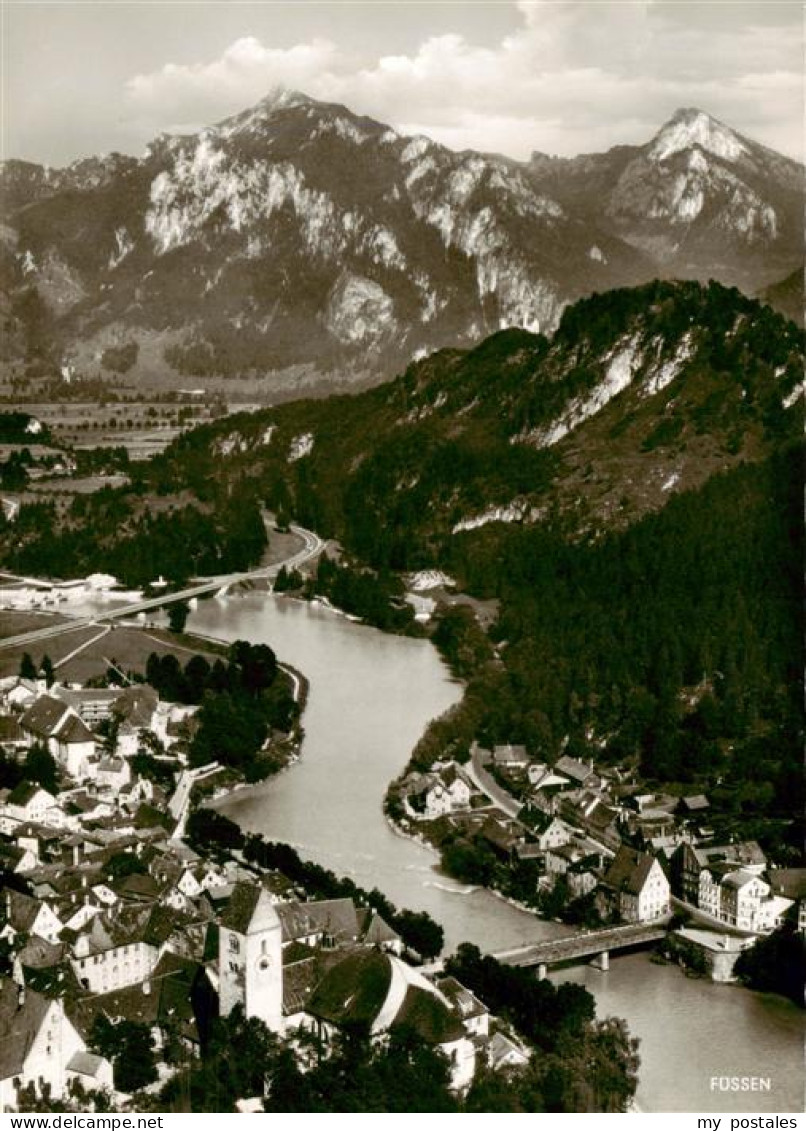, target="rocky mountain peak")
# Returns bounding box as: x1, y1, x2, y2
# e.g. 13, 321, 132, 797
648, 107, 748, 164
